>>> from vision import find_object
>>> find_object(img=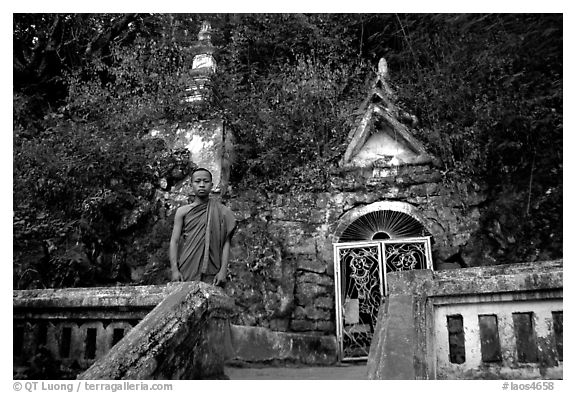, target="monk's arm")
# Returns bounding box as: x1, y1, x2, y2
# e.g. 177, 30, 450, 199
221, 238, 231, 273
214, 238, 231, 285
169, 207, 185, 281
